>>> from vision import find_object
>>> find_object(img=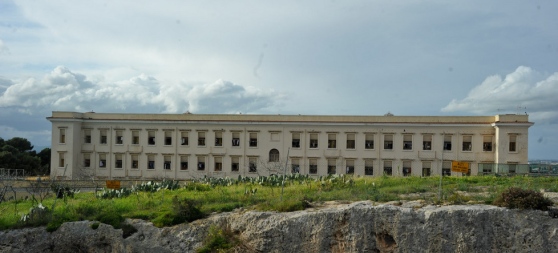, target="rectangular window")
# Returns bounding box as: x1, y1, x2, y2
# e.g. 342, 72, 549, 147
483, 136, 493, 151
443, 135, 452, 151
58, 152, 65, 167
249, 133, 258, 147
479, 163, 494, 174
163, 155, 171, 170
364, 160, 374, 175
116, 130, 123, 145
383, 161, 393, 176
231, 157, 239, 172
509, 135, 517, 152
249, 157, 257, 172
84, 129, 92, 144
198, 132, 206, 146
148, 155, 155, 169
100, 130, 107, 144
383, 135, 393, 150
442, 161, 451, 176
214, 157, 222, 171
309, 133, 318, 148
327, 159, 336, 174
291, 158, 300, 173
180, 156, 188, 170
215, 132, 223, 146
508, 163, 517, 174
403, 161, 411, 176
232, 132, 240, 147
365, 134, 374, 149
99, 153, 106, 168
131, 154, 139, 169
346, 133, 355, 149
403, 135, 412, 150
309, 158, 318, 174
345, 160, 354, 174
462, 135, 472, 151
148, 131, 156, 145
132, 130, 139, 145
59, 129, 66, 144
423, 134, 432, 150
328, 134, 337, 149
292, 133, 300, 148
164, 131, 172, 146
115, 154, 123, 168
83, 153, 91, 168
197, 156, 205, 170
181, 132, 189, 146
422, 161, 431, 176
